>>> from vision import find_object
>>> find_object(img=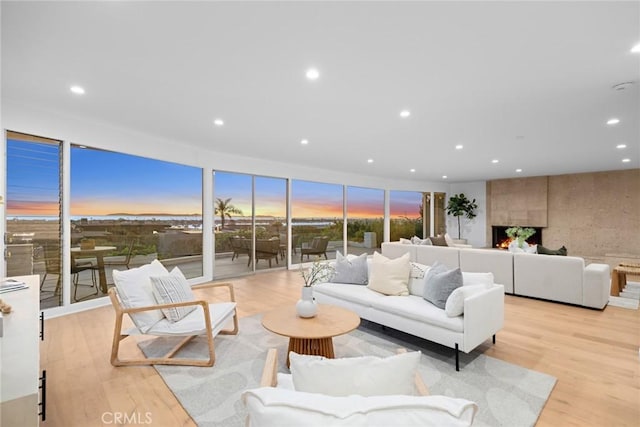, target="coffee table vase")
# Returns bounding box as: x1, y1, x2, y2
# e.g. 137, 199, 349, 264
296, 287, 317, 318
